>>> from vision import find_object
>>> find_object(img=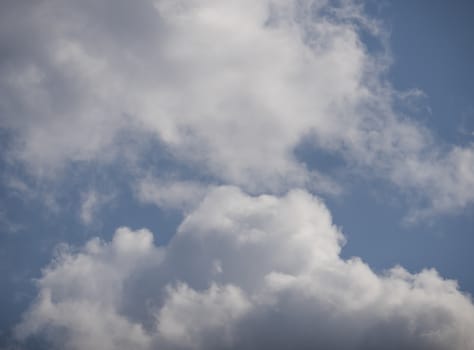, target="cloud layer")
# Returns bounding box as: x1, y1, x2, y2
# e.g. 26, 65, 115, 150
16, 187, 474, 349
1, 0, 473, 214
